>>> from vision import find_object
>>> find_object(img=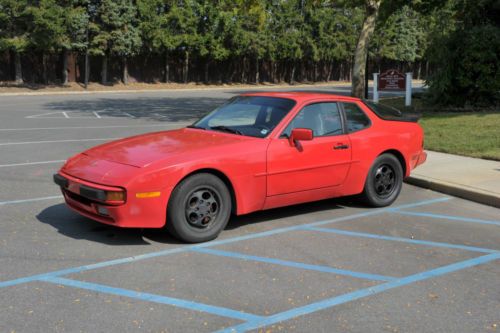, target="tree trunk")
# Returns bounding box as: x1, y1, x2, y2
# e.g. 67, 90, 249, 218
289, 61, 295, 84
271, 61, 276, 83
122, 57, 129, 85
240, 56, 246, 83
84, 49, 89, 88
101, 55, 107, 84
204, 59, 209, 83
183, 50, 189, 83
14, 51, 23, 84
351, 0, 381, 98
164, 50, 169, 83
62, 49, 68, 85
42, 52, 48, 84
327, 61, 333, 82
255, 56, 259, 84
228, 59, 235, 83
